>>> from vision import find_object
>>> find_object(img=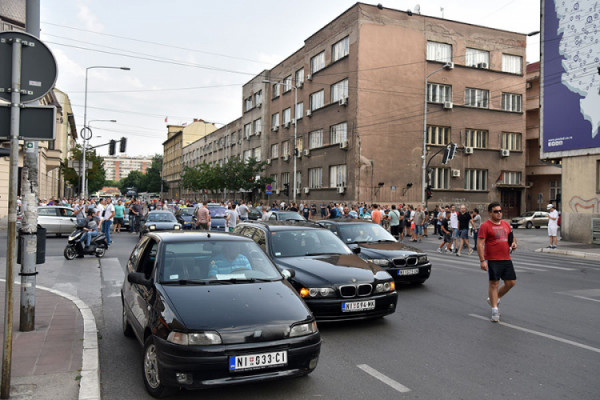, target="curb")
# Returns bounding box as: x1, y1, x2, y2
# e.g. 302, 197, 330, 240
535, 248, 600, 261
